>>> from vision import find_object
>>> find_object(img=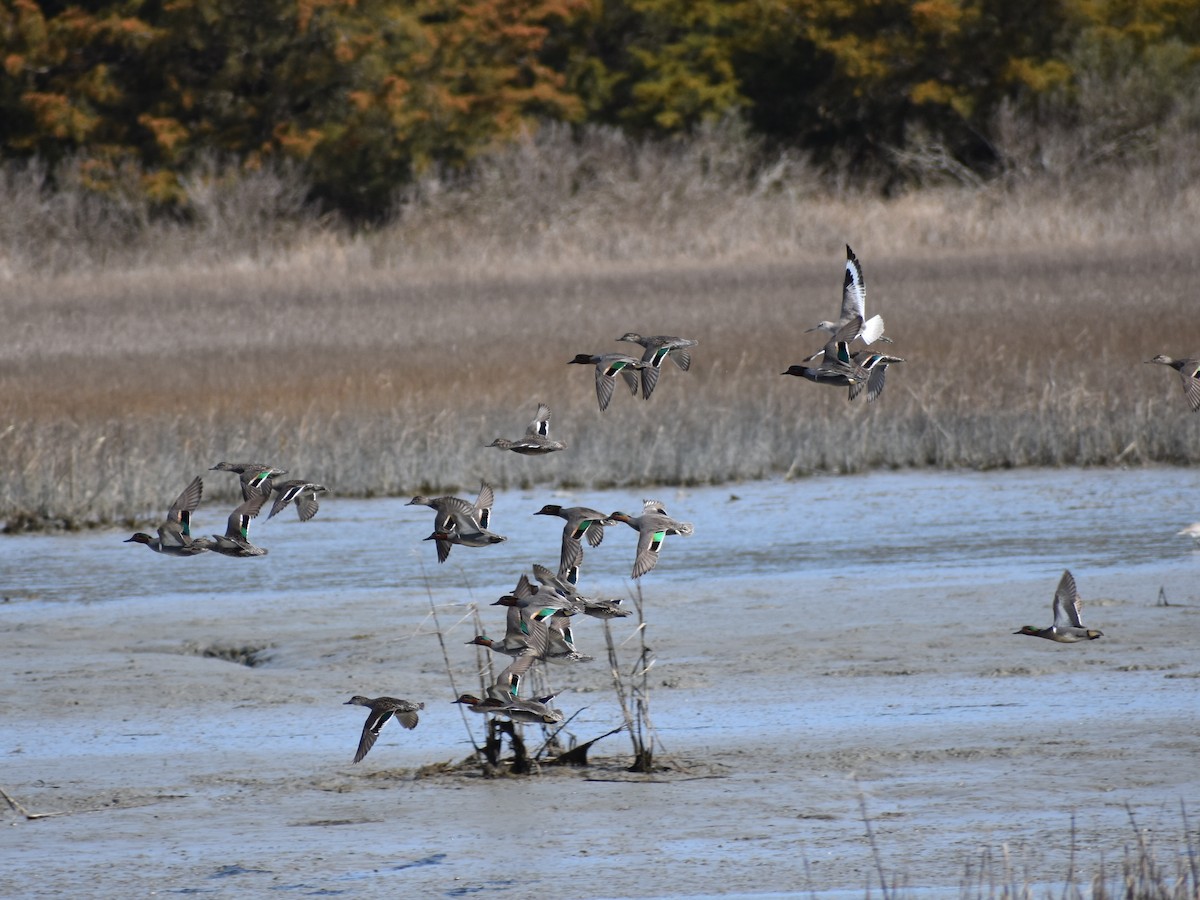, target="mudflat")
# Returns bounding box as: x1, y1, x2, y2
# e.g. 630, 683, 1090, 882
4, 477, 1199, 898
